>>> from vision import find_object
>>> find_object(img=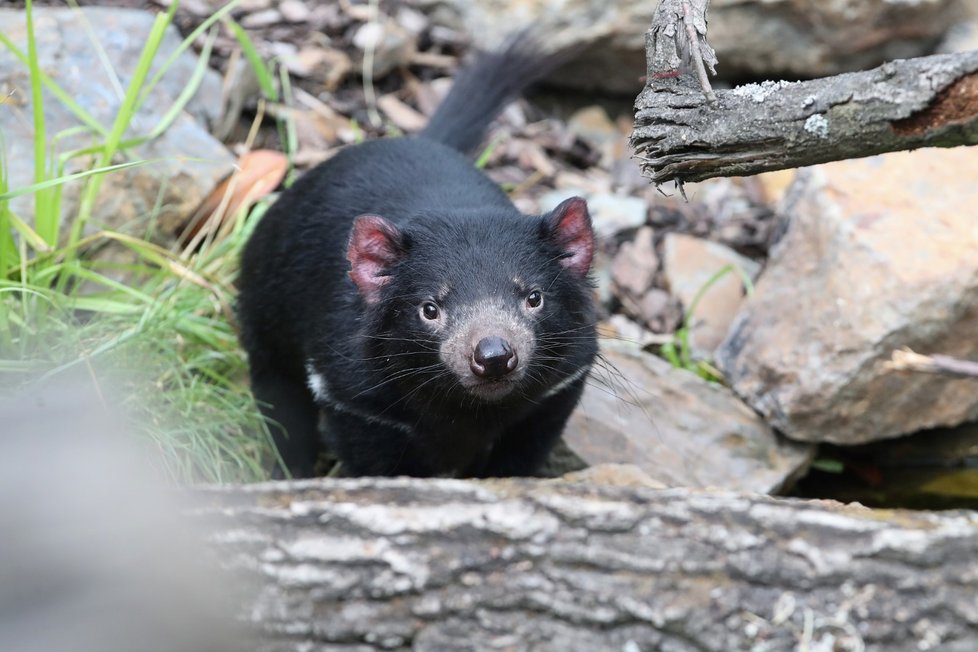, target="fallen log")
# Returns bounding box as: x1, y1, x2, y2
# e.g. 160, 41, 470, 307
196, 477, 978, 651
